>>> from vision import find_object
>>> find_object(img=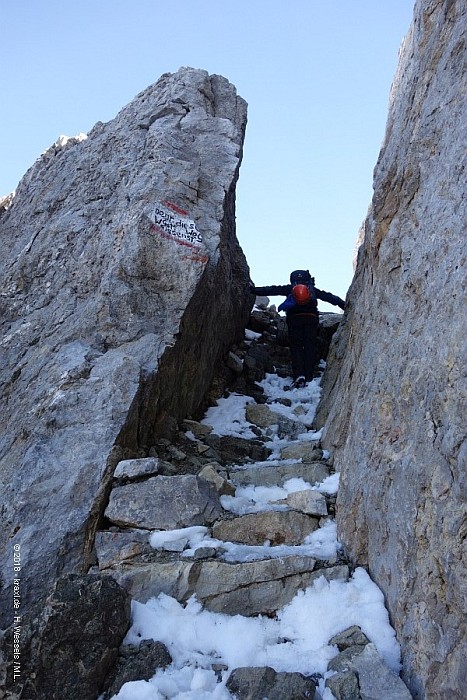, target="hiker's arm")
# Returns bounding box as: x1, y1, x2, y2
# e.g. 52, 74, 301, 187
315, 288, 346, 310
250, 284, 291, 297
